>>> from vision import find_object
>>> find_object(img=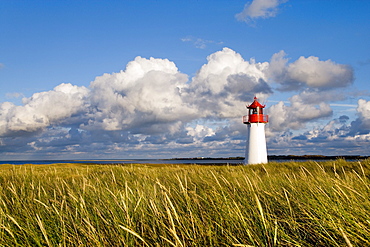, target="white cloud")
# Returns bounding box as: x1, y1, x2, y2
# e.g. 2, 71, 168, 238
269, 51, 354, 91
357, 99, 370, 119
181, 36, 223, 49
180, 37, 192, 42
0, 48, 366, 158
0, 83, 89, 136
266, 99, 370, 156
85, 48, 271, 135
266, 114, 370, 156
5, 92, 24, 99
268, 92, 333, 132
188, 47, 271, 118
186, 125, 215, 140
288, 56, 353, 89
86, 56, 198, 134
236, 0, 288, 23
351, 99, 370, 131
